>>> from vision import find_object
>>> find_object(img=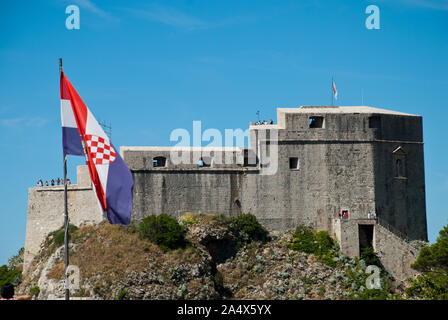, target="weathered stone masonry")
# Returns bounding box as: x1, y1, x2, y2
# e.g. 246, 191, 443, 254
24, 106, 427, 281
